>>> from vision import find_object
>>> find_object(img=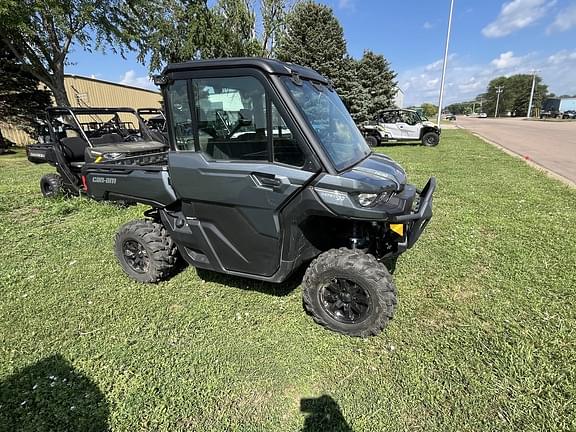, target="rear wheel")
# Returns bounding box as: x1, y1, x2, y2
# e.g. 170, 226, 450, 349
422, 132, 439, 147
365, 135, 379, 147
302, 248, 396, 337
115, 220, 180, 283
40, 173, 63, 198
